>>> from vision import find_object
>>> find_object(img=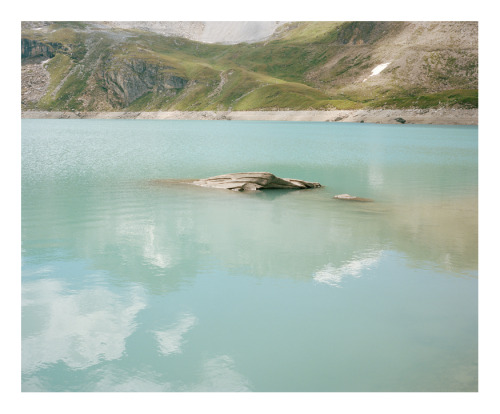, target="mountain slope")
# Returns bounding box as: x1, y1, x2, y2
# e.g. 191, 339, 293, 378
21, 21, 478, 112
